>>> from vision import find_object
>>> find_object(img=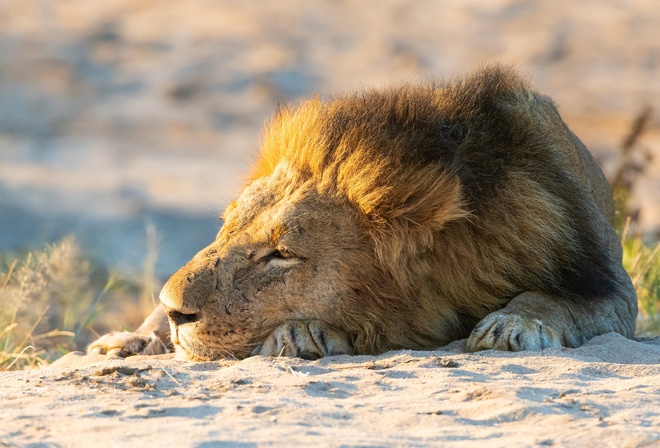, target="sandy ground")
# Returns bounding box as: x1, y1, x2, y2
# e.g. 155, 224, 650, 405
0, 0, 659, 275
0, 333, 659, 447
